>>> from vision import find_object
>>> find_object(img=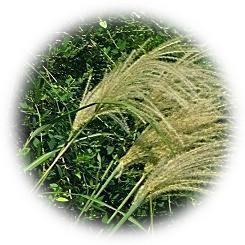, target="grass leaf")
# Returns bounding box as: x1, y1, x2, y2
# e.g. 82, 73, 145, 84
24, 149, 59, 172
